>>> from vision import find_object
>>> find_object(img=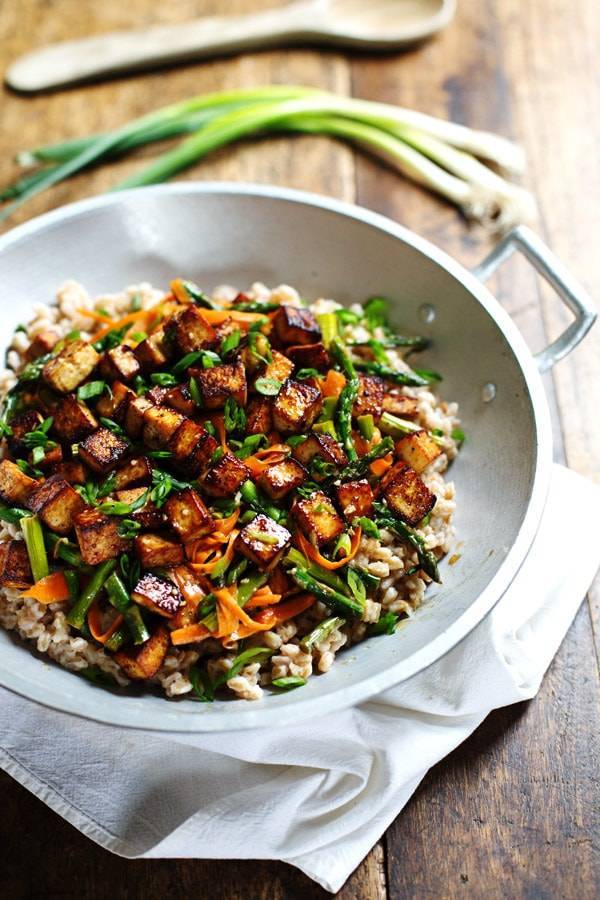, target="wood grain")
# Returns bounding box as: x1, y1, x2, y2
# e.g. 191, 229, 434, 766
0, 0, 598, 898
